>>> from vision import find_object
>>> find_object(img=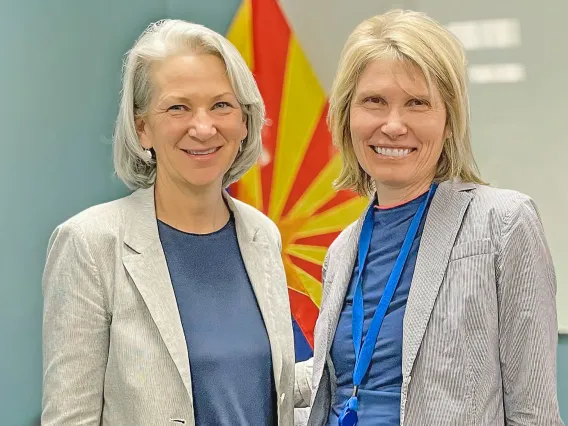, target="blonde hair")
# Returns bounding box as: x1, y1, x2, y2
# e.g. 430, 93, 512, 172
328, 9, 485, 196
113, 19, 264, 189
